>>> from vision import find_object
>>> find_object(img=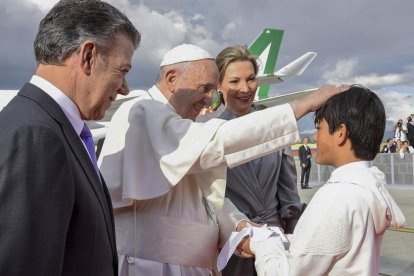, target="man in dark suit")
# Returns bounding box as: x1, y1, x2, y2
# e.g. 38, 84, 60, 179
380, 138, 396, 153
299, 137, 312, 189
407, 116, 414, 147
0, 1, 140, 275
